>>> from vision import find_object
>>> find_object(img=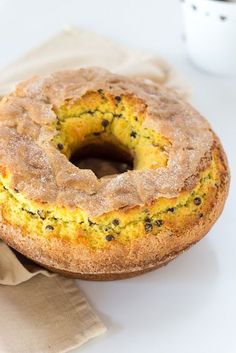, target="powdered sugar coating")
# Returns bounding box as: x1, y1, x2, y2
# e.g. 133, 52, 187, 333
0, 68, 213, 216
